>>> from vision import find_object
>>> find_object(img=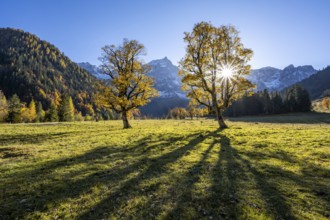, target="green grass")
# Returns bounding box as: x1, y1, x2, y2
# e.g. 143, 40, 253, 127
0, 115, 330, 219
